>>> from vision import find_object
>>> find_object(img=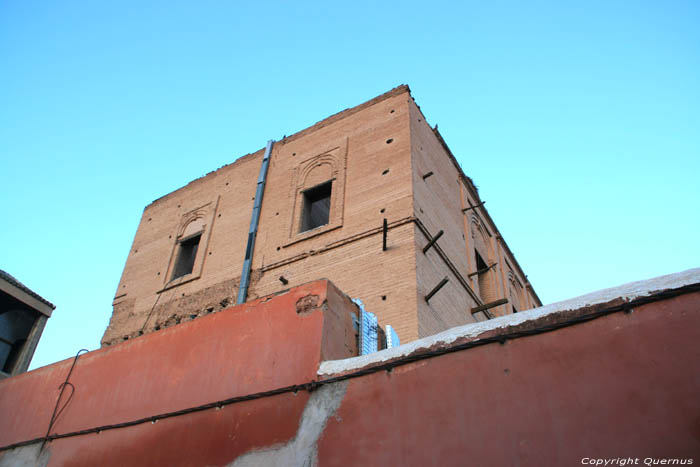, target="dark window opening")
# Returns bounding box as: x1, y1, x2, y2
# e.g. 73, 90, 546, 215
475, 249, 488, 272
2, 338, 26, 373
0, 338, 13, 374
512, 305, 518, 313
301, 181, 332, 232
172, 234, 201, 280
475, 249, 491, 303
0, 308, 37, 374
